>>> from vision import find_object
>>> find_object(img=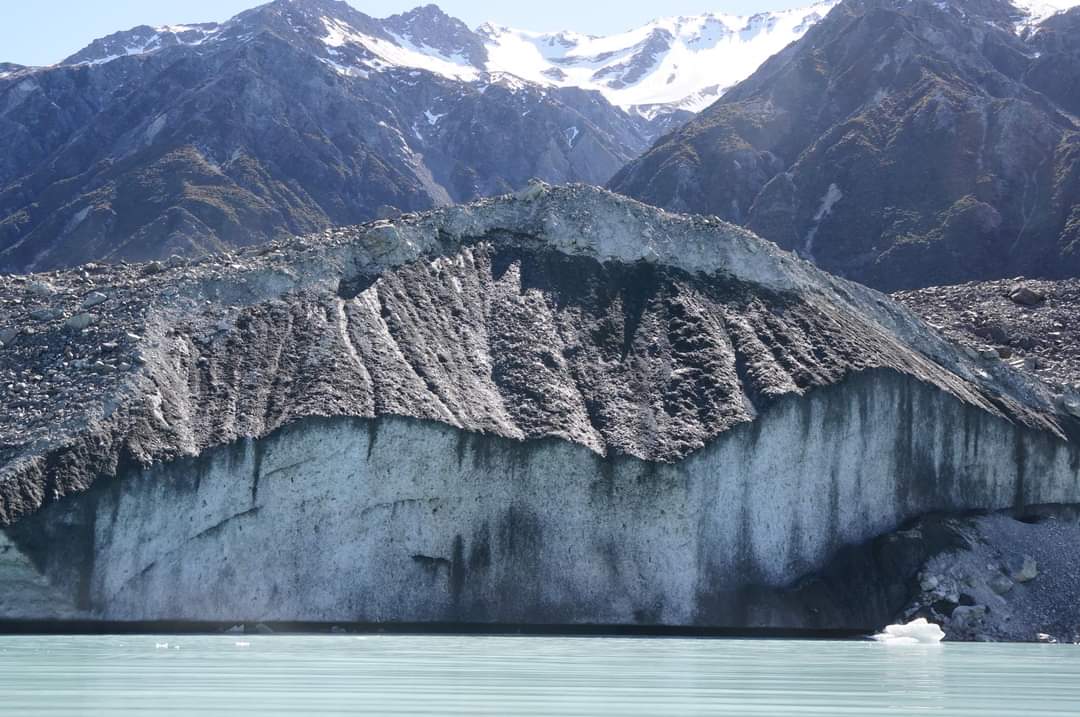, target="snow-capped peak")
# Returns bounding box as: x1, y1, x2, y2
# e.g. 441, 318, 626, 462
0, 63, 25, 80
61, 23, 220, 66
319, 15, 480, 81
480, 2, 839, 112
